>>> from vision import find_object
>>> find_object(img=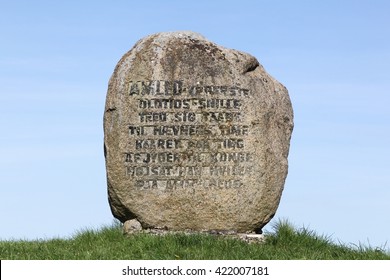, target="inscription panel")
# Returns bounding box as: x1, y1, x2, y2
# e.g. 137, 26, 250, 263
123, 80, 255, 190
